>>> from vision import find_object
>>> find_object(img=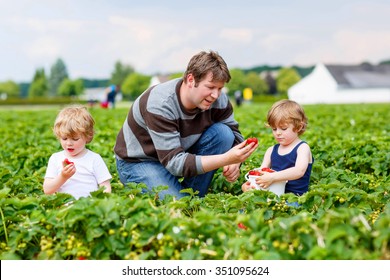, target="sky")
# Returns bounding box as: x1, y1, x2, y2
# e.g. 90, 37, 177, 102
1, 0, 390, 83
